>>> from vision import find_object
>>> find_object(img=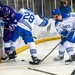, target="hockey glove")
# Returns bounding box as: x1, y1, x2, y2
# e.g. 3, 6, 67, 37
43, 16, 49, 21
60, 36, 67, 44
43, 16, 49, 26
